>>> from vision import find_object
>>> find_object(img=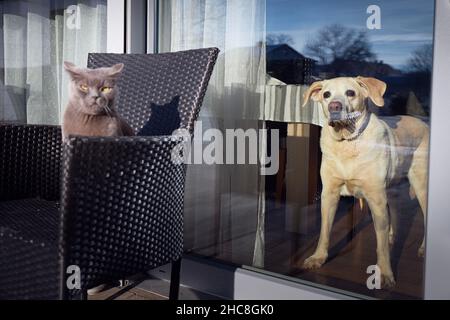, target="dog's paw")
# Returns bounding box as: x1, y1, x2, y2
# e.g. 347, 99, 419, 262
418, 246, 425, 258
302, 254, 327, 270
381, 273, 396, 289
